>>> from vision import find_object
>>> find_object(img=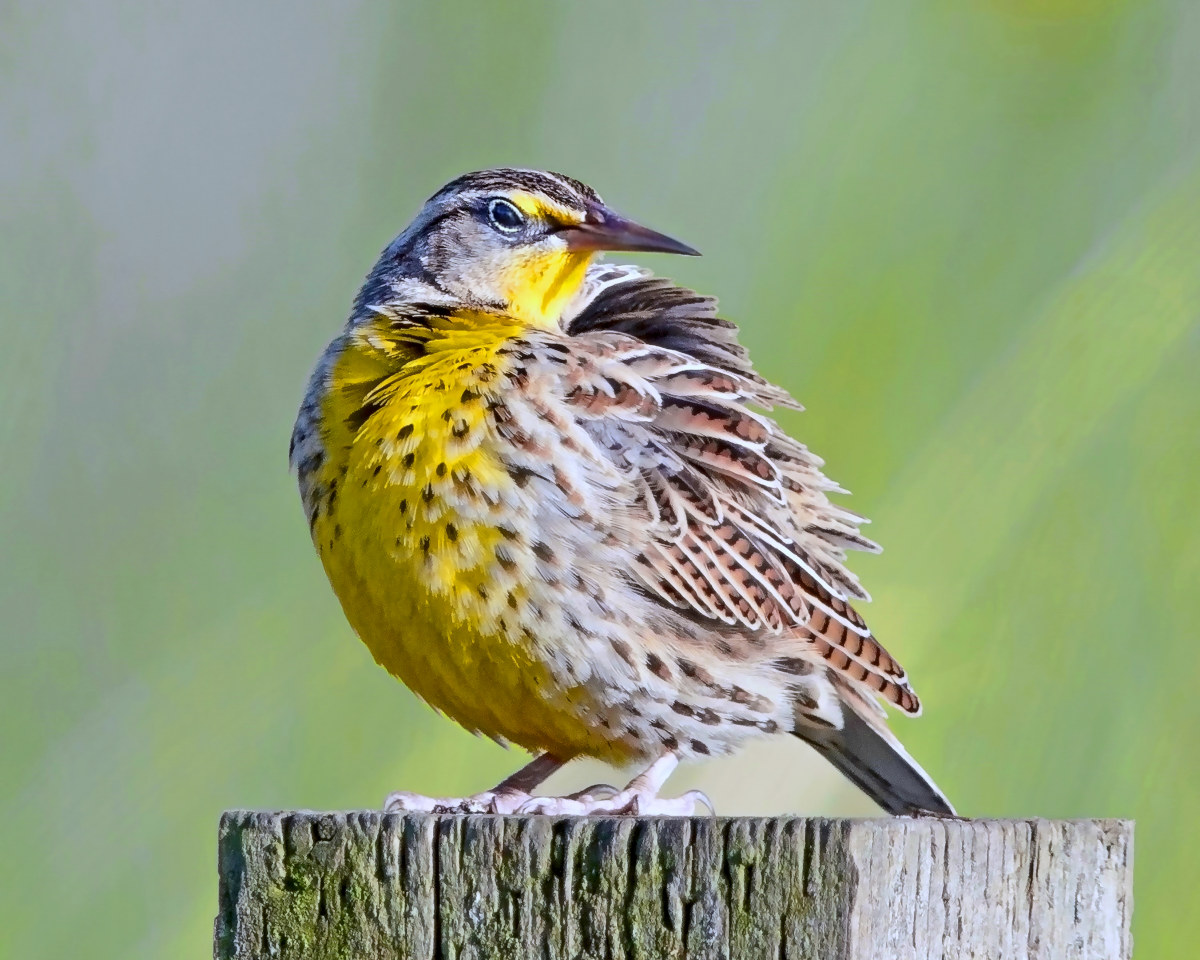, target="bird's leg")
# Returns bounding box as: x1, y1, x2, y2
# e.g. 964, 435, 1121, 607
384, 753, 564, 814
517, 752, 714, 816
